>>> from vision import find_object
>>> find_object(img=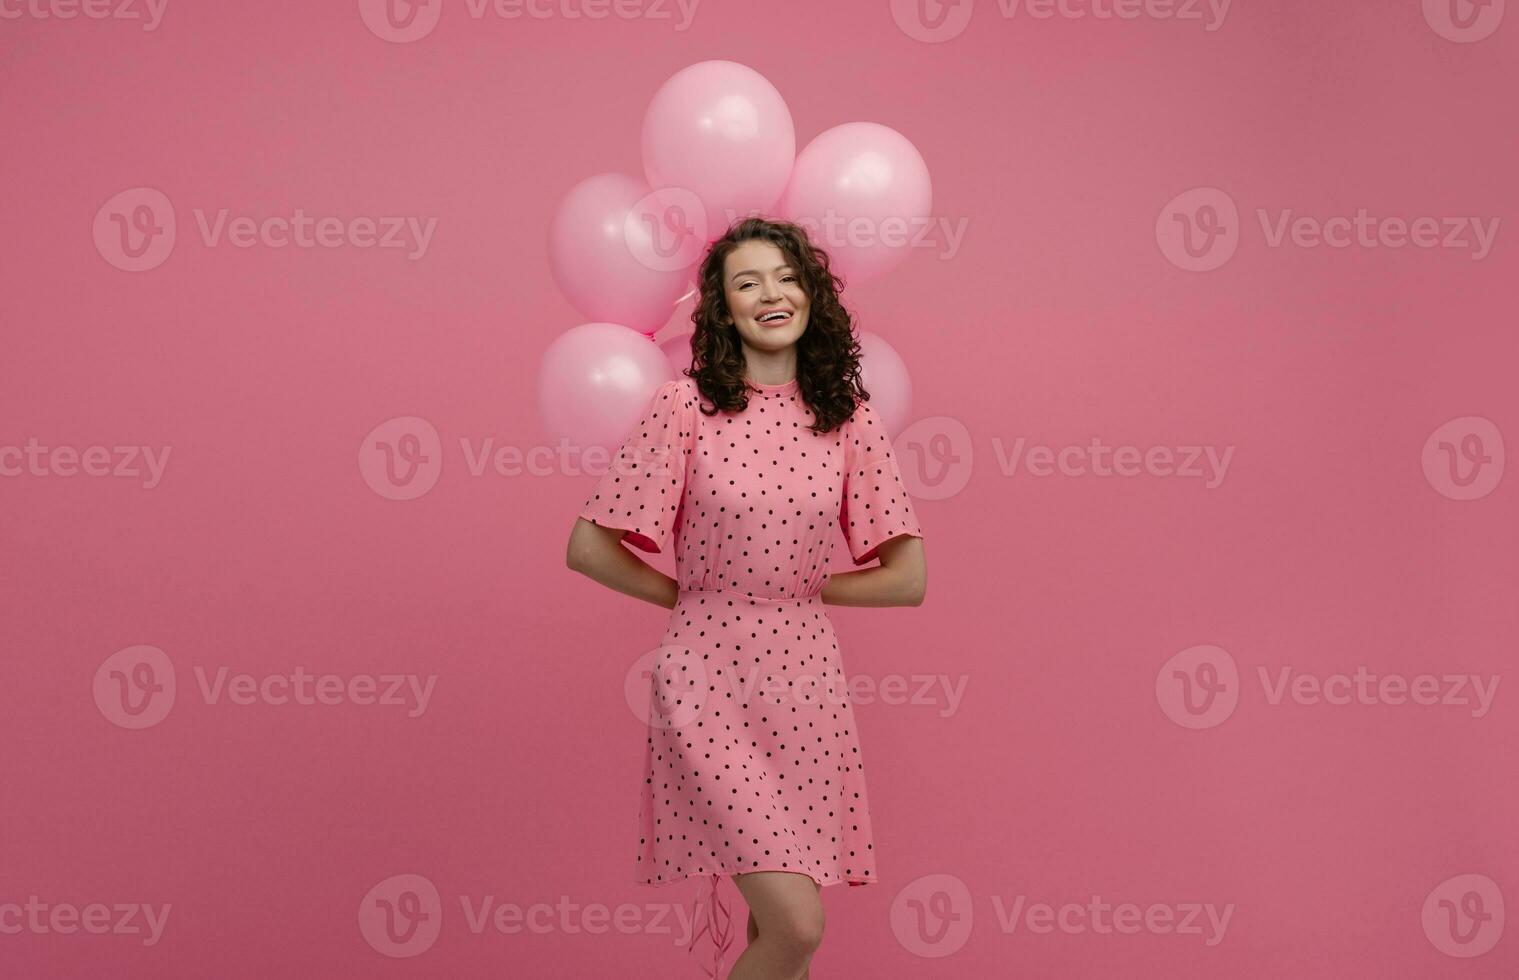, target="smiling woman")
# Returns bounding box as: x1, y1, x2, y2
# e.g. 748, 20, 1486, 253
569, 216, 927, 980
685, 217, 877, 436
